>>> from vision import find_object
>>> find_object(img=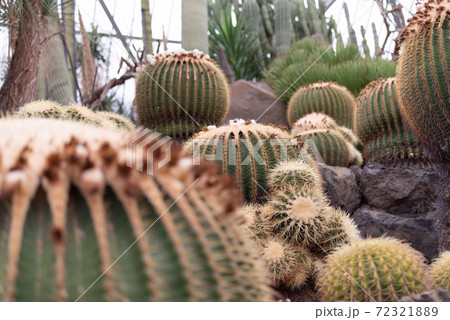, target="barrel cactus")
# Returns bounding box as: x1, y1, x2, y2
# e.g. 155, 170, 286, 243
396, 0, 450, 161
135, 50, 230, 138
317, 237, 429, 302
268, 160, 322, 194
429, 251, 450, 291
287, 82, 357, 128
294, 129, 363, 167
184, 120, 304, 202
261, 237, 313, 290
355, 78, 431, 165
0, 118, 270, 301
97, 111, 136, 131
